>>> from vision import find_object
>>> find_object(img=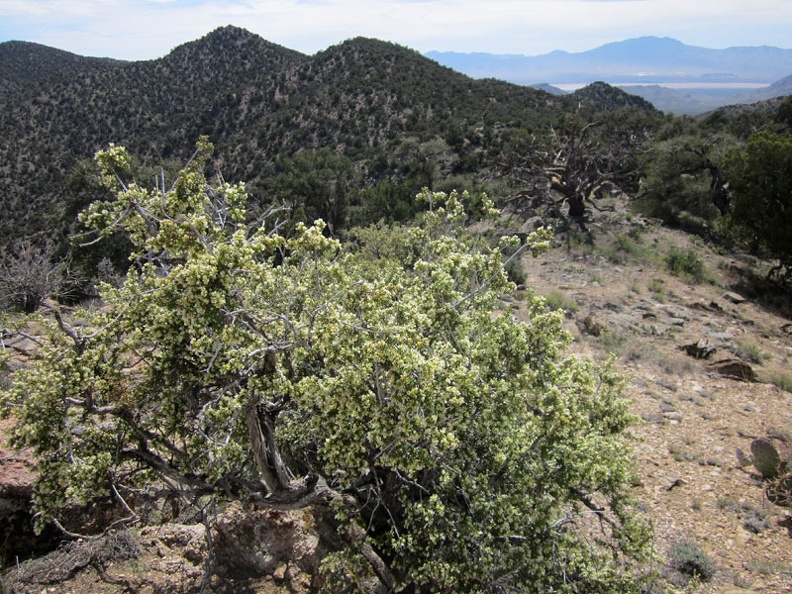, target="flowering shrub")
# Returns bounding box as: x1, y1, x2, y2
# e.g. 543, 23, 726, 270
2, 138, 650, 592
